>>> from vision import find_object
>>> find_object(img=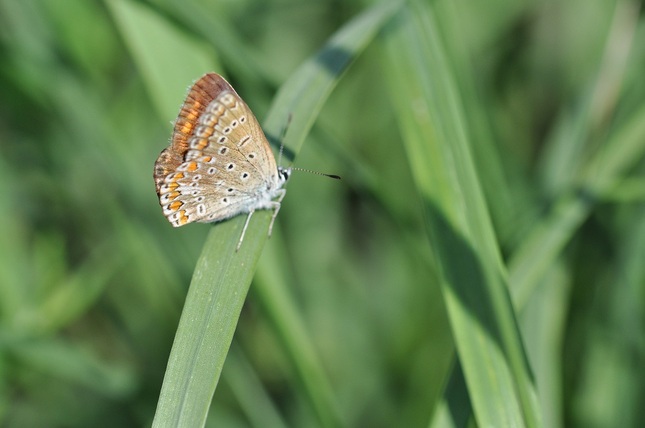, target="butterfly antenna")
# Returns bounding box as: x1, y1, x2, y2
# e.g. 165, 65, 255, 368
277, 113, 293, 167
277, 114, 340, 180
292, 167, 341, 180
